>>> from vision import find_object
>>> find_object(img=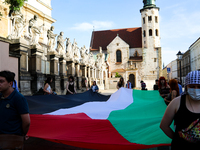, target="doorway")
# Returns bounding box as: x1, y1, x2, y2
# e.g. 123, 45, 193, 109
129, 74, 135, 88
